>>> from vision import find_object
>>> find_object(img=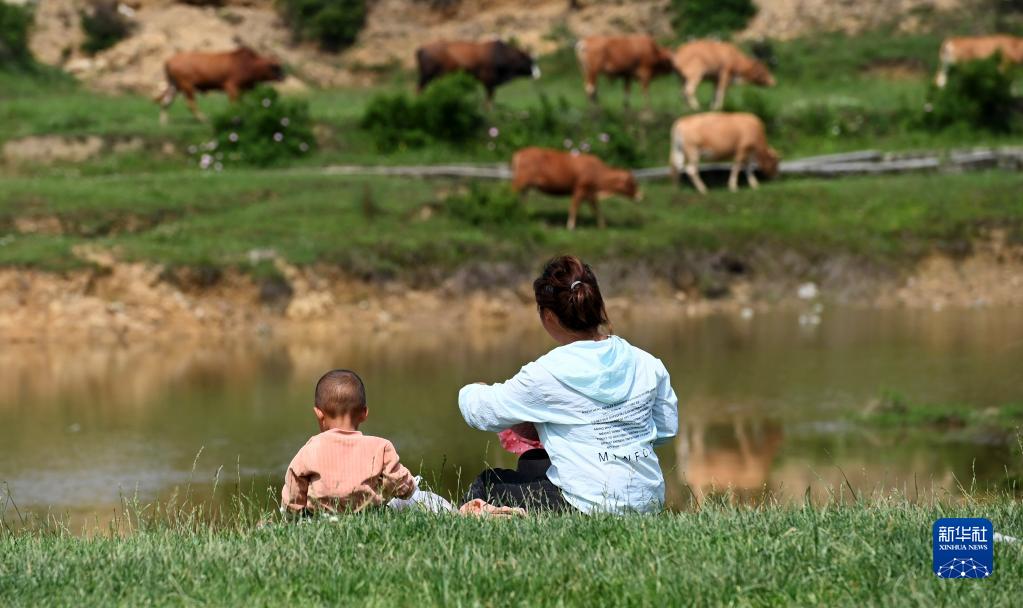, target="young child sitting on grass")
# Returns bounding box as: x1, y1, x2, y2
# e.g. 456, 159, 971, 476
281, 369, 417, 513
282, 369, 522, 517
